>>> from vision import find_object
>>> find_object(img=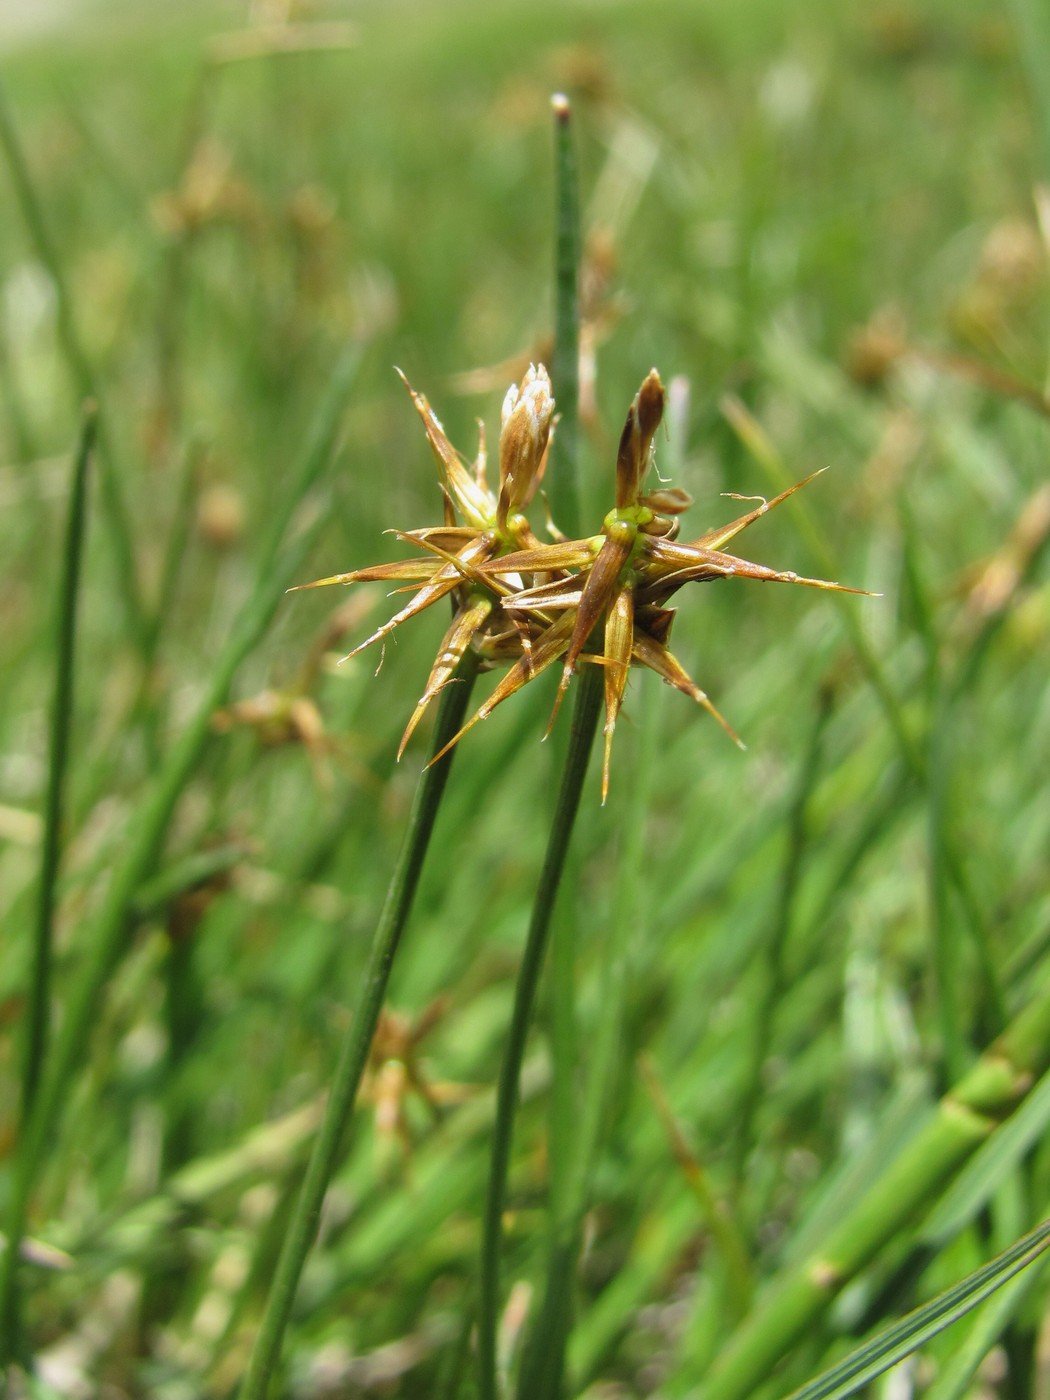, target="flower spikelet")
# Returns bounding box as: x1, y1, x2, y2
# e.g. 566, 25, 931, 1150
292, 367, 557, 757
294, 364, 869, 799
